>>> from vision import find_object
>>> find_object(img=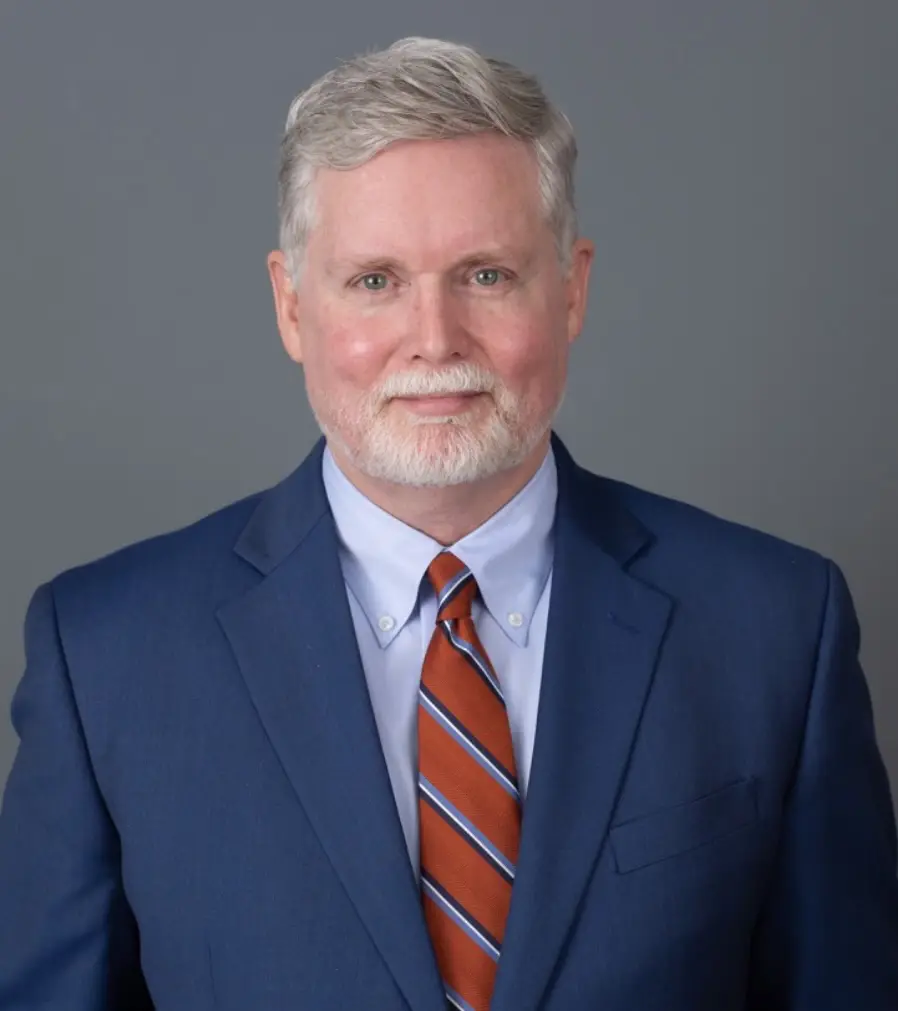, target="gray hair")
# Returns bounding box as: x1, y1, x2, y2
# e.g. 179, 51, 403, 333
277, 36, 579, 281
